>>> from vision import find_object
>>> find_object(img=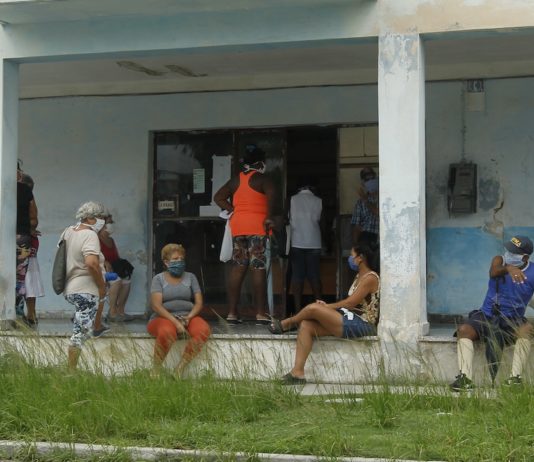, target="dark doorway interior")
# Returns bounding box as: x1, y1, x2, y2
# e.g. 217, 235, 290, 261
285, 127, 338, 314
